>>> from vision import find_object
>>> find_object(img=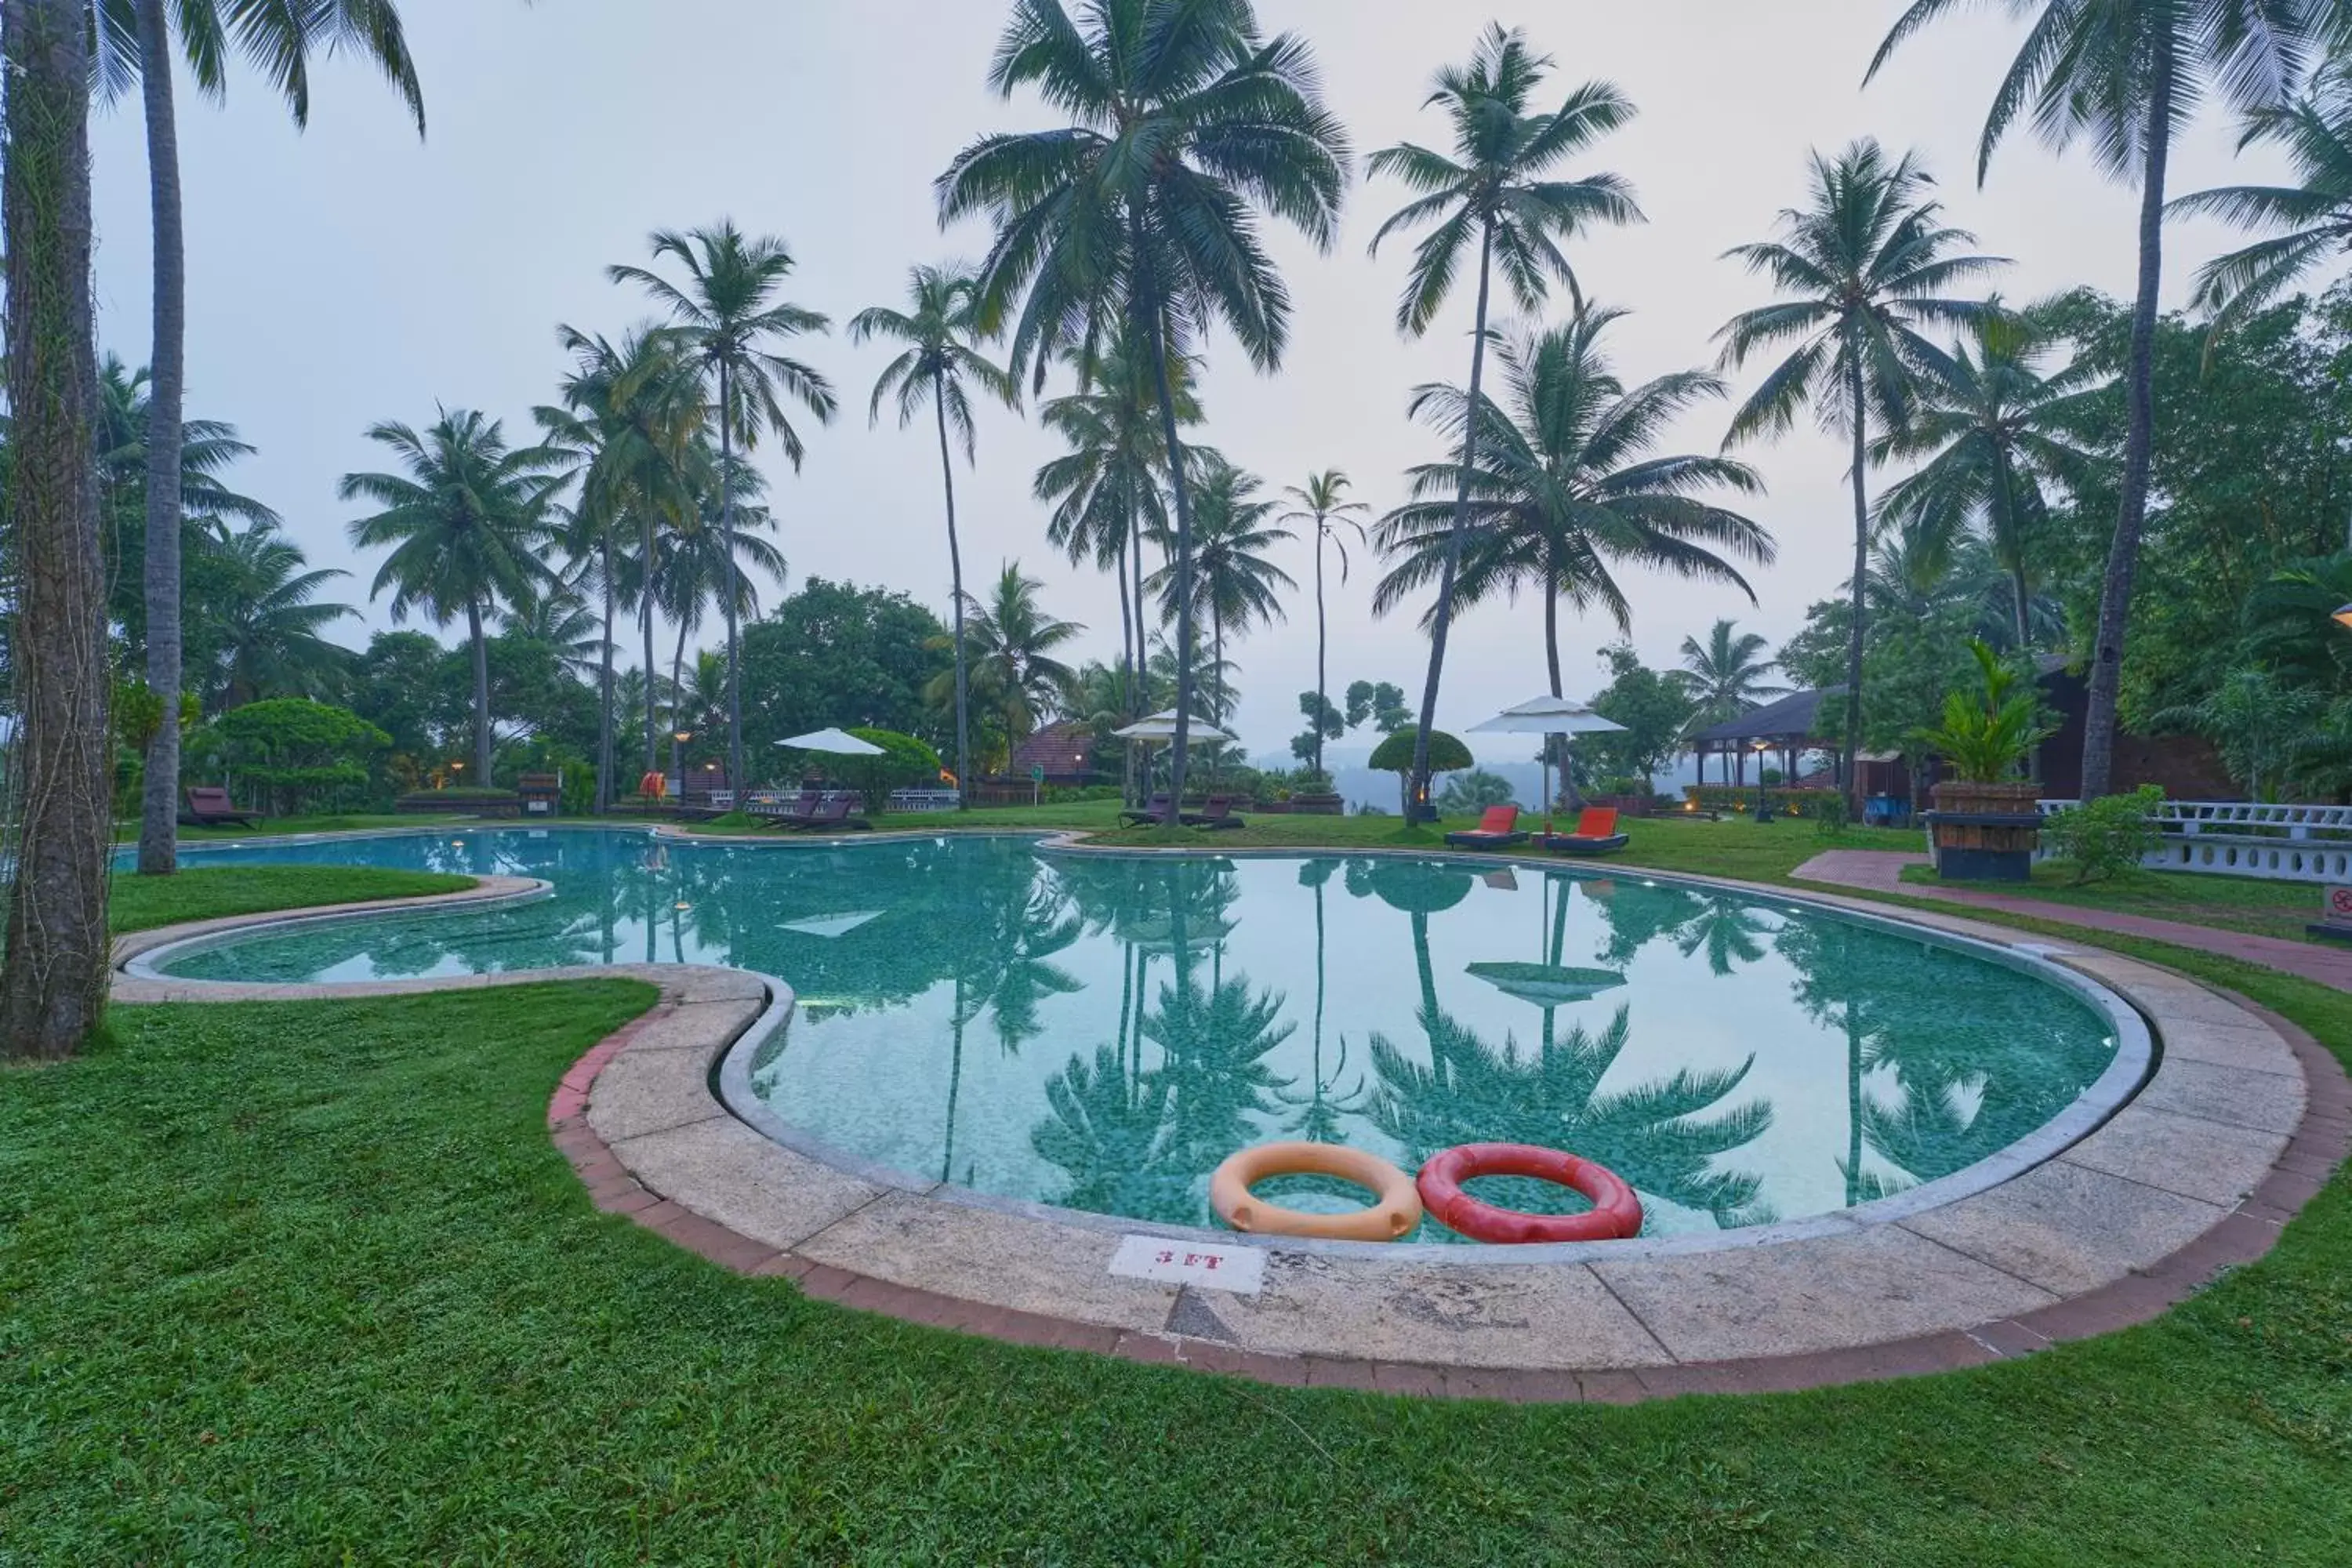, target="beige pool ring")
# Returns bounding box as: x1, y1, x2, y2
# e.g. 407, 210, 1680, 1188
1209, 1142, 1424, 1242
